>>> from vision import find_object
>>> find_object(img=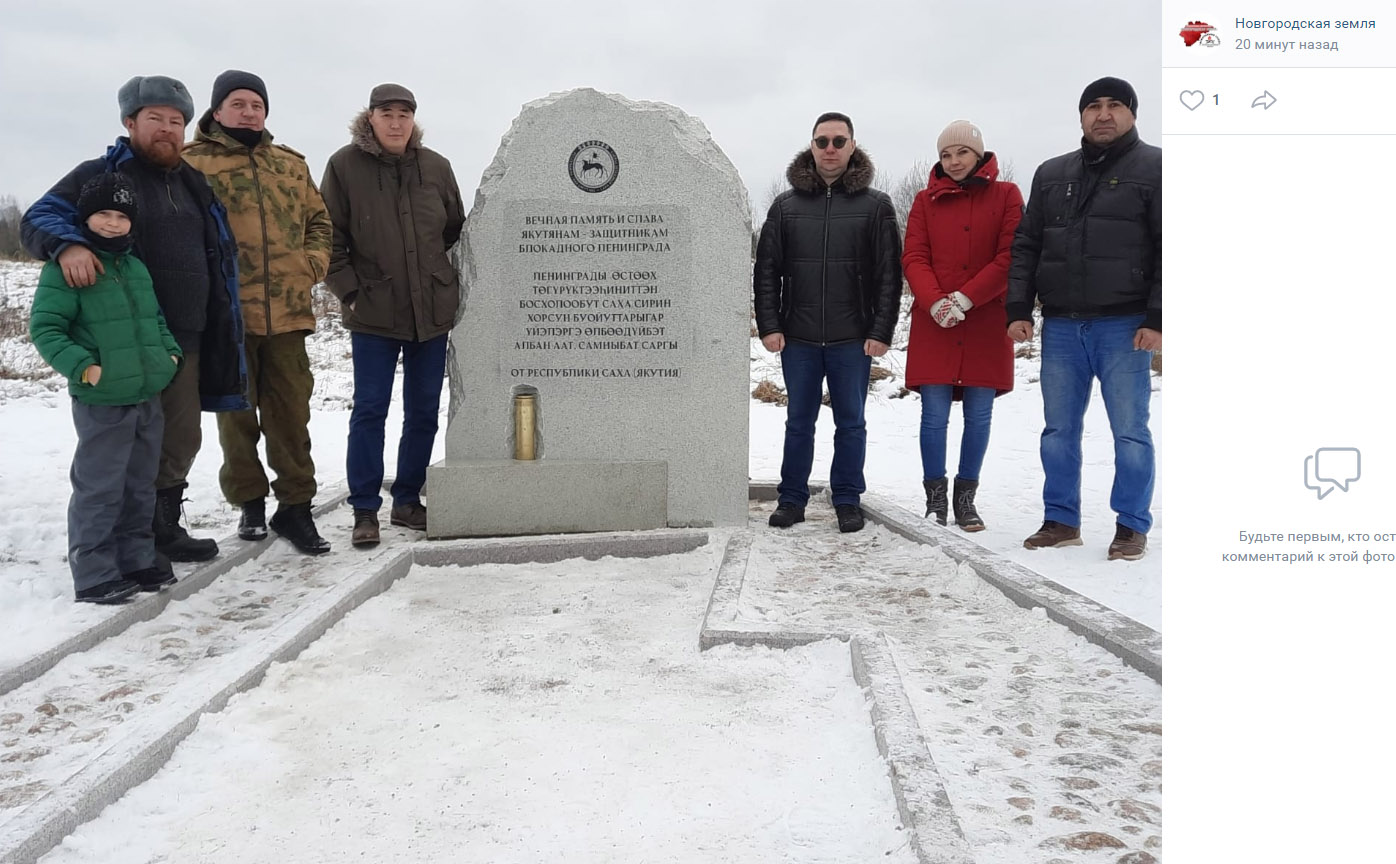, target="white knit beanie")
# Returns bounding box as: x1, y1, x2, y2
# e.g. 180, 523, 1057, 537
937, 120, 984, 158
